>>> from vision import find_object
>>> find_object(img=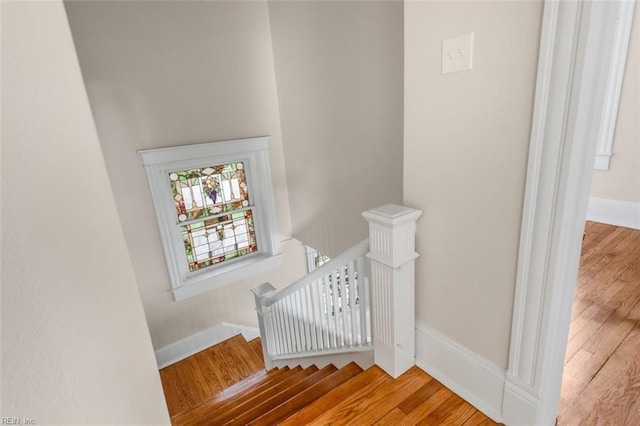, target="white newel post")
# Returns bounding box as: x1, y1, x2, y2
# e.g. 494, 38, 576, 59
363, 204, 422, 379
252, 282, 276, 370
